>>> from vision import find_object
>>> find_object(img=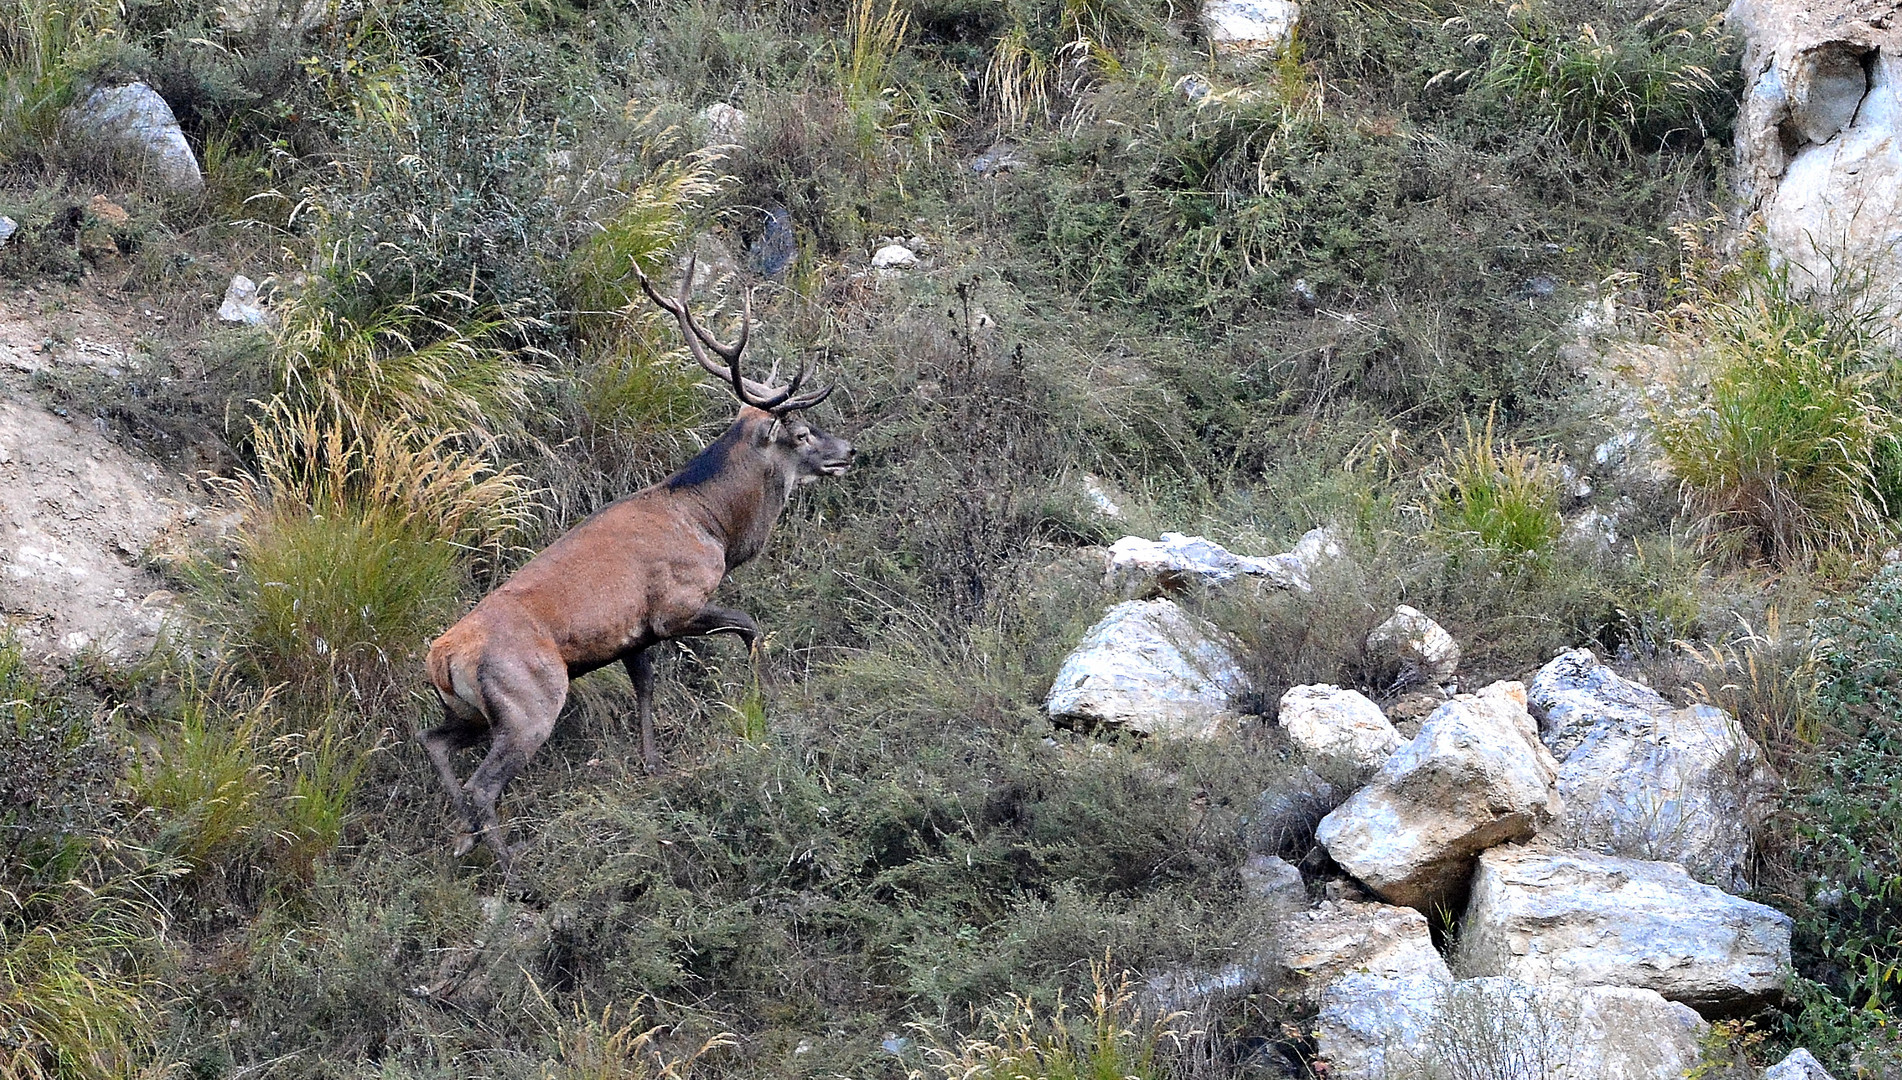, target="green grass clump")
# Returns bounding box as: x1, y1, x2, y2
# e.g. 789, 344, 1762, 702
1475, 8, 1737, 158
210, 404, 535, 701
0, 639, 172, 1080
1422, 410, 1563, 563
921, 962, 1185, 1080
1654, 262, 1899, 567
